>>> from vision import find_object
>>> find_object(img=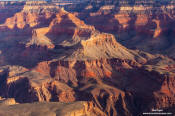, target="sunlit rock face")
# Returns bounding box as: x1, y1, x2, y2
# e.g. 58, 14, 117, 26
0, 1, 175, 116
